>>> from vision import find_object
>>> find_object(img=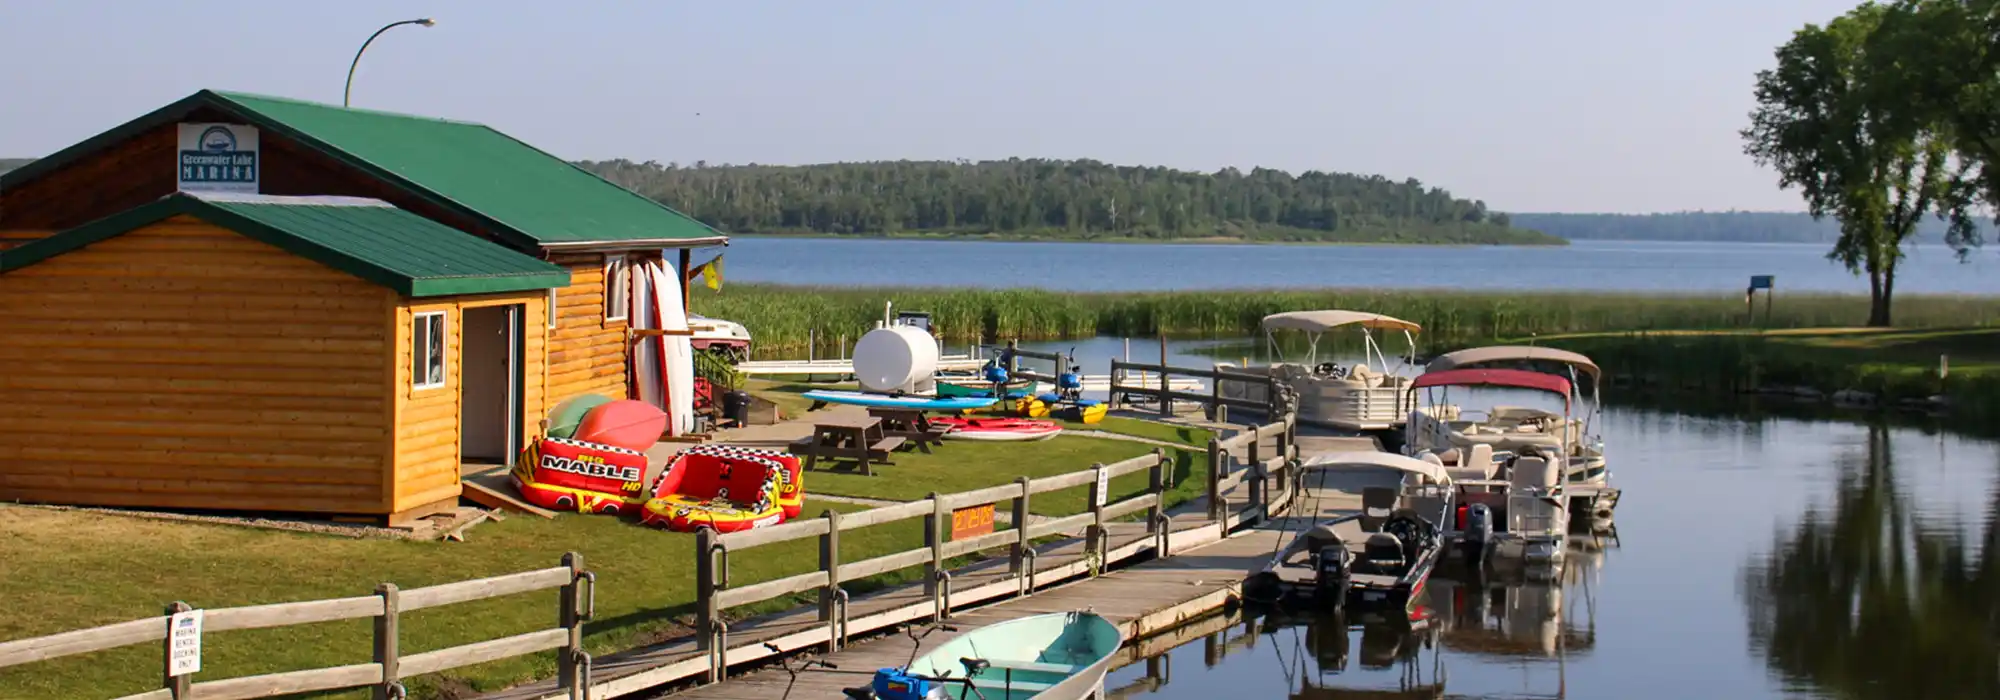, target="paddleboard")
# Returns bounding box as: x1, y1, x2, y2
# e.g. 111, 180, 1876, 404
648, 260, 696, 437
631, 262, 663, 409
572, 399, 669, 451
801, 390, 997, 411
930, 416, 1064, 441
546, 393, 615, 439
